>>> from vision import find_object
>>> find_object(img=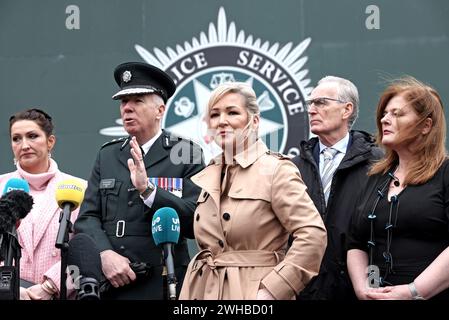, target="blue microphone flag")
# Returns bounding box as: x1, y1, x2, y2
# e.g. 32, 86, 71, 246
151, 207, 180, 246
2, 178, 30, 195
